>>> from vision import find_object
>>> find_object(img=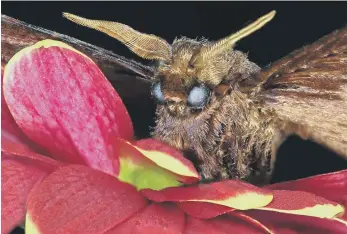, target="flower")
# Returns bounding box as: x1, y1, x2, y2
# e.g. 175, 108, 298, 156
2, 40, 347, 234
